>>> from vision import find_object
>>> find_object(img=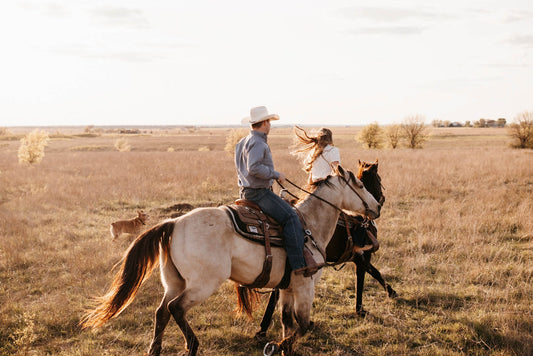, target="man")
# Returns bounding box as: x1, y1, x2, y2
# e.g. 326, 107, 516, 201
235, 106, 317, 277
